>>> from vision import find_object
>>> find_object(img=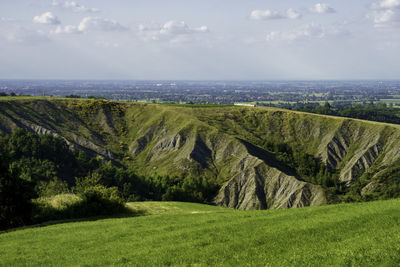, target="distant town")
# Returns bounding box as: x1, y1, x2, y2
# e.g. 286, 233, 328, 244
2, 80, 400, 108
